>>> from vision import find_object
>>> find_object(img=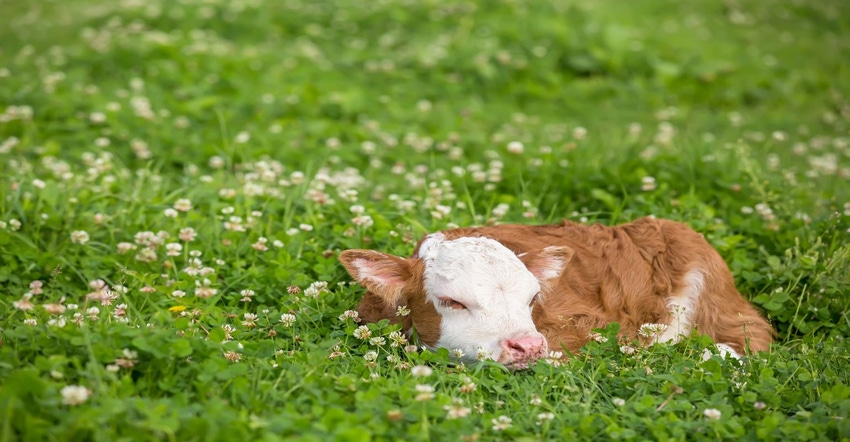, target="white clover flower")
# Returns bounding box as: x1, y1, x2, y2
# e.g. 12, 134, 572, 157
165, 242, 182, 256
353, 325, 371, 340
536, 412, 555, 424
234, 131, 251, 144
414, 384, 435, 401
117, 242, 136, 254
544, 351, 564, 367
641, 176, 657, 191
29, 280, 43, 294
179, 227, 197, 242
612, 397, 626, 407
43, 299, 66, 315
60, 385, 90, 405
223, 216, 245, 232
444, 404, 472, 419
89, 279, 107, 291
70, 230, 90, 244
364, 351, 378, 362
491, 415, 513, 431
460, 379, 476, 394
492, 203, 510, 219
338, 310, 359, 322
369, 337, 386, 346
588, 332, 608, 343
13, 293, 34, 311
134, 248, 158, 263
304, 281, 329, 298
194, 283, 218, 299
410, 365, 433, 377
290, 171, 305, 184
48, 317, 67, 328
279, 314, 296, 327
164, 208, 179, 218
506, 141, 524, 154
252, 237, 269, 251
638, 323, 668, 338
242, 313, 257, 328
703, 408, 722, 420
388, 331, 407, 347
573, 127, 588, 139
352, 215, 374, 227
